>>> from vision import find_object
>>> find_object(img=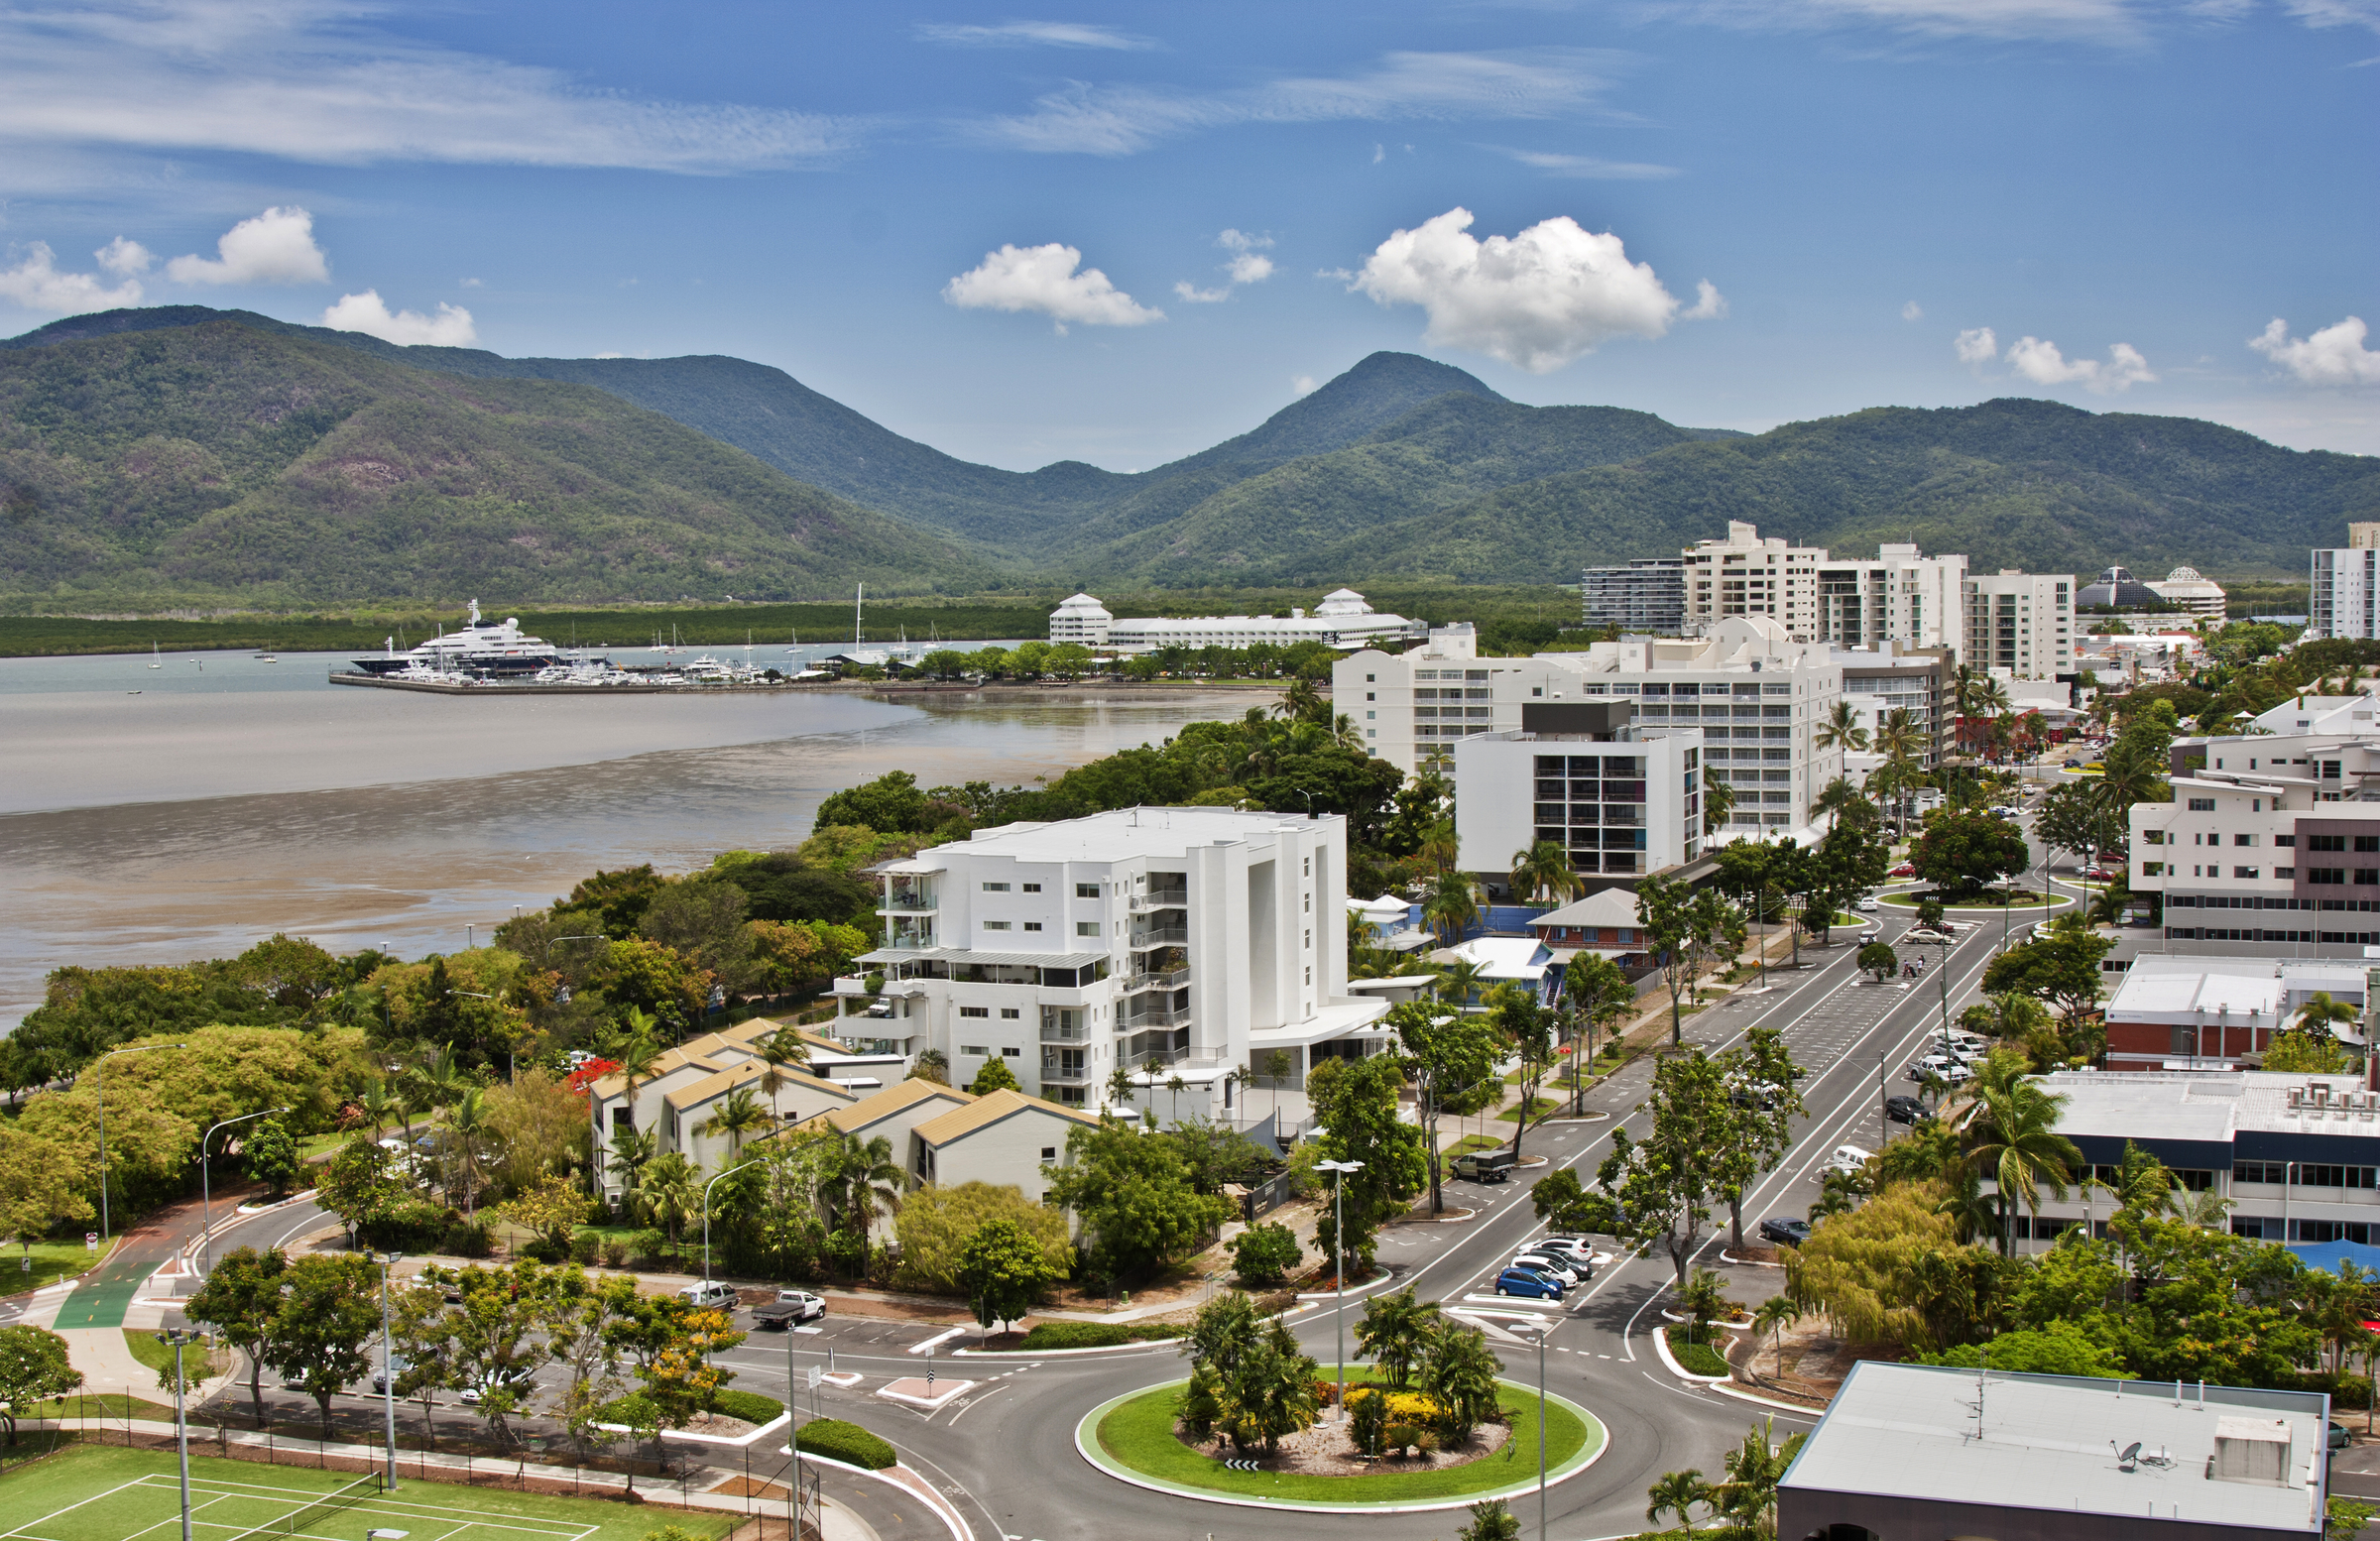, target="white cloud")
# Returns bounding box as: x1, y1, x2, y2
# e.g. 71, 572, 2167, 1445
1490, 146, 1681, 179
1901, 299, 1923, 321
914, 20, 1152, 49
2004, 334, 2156, 392
2282, 0, 2380, 34
1174, 281, 1232, 303
165, 206, 328, 286
1648, 0, 2380, 45
1681, 280, 1726, 320
0, 241, 143, 312
1954, 325, 1998, 363
1347, 206, 1703, 374
0, 1, 851, 177
1293, 374, 1319, 395
95, 236, 153, 277
320, 291, 478, 347
1175, 230, 1275, 303
2249, 316, 2380, 387
972, 49, 1625, 156
943, 243, 1163, 332
459, 277, 483, 289
1372, 143, 1386, 164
